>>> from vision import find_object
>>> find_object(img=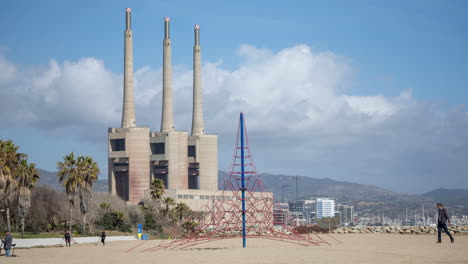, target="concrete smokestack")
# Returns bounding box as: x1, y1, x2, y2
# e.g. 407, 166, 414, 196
161, 17, 175, 132
121, 8, 136, 128
191, 25, 204, 135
